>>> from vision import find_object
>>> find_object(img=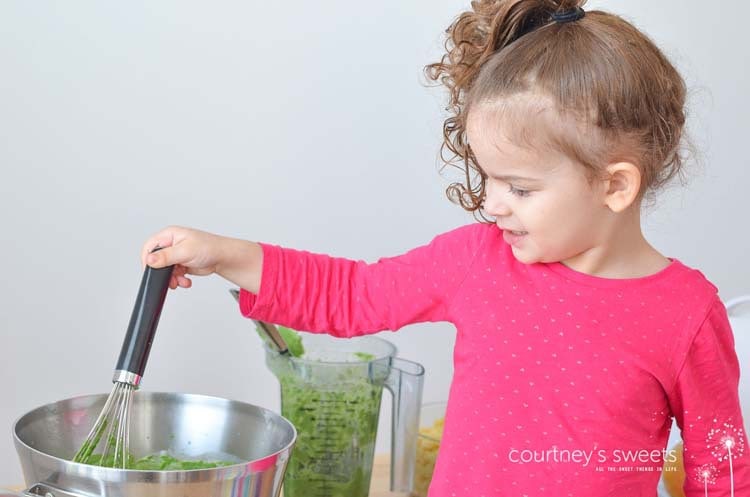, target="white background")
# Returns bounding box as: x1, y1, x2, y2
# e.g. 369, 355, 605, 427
1, 0, 748, 486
